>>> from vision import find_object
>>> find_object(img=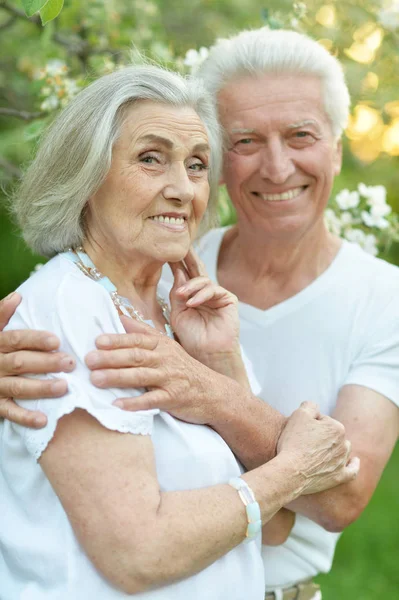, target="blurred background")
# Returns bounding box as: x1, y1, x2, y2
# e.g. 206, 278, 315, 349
0, 1, 398, 597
